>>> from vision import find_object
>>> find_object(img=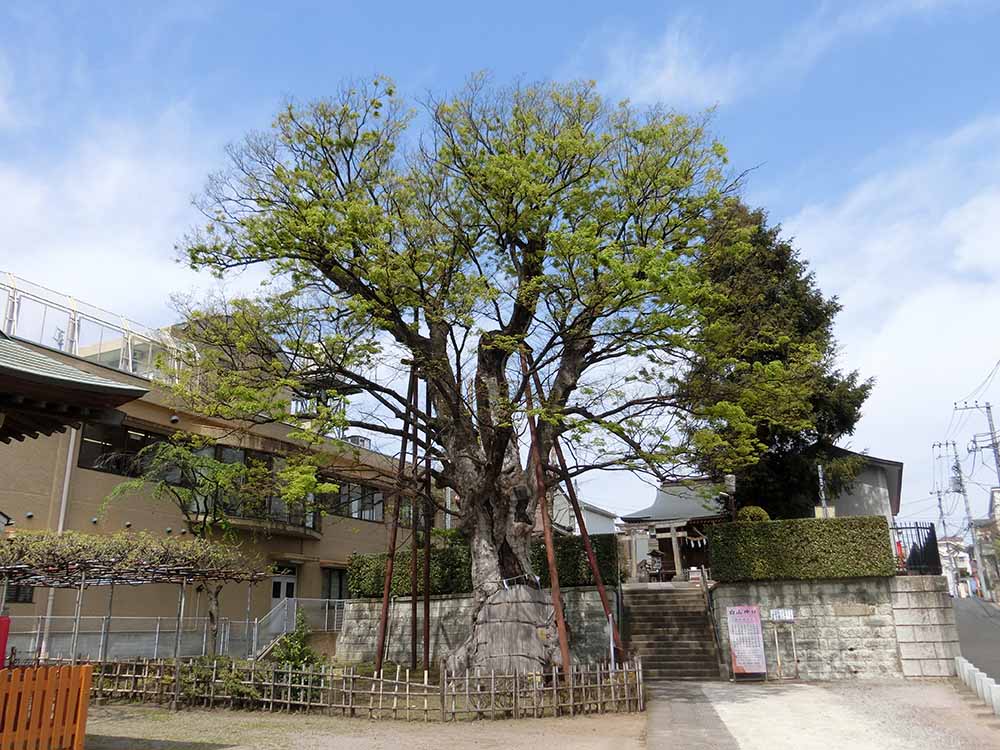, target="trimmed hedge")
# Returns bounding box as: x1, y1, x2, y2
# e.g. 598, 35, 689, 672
706, 516, 896, 582
347, 531, 621, 598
